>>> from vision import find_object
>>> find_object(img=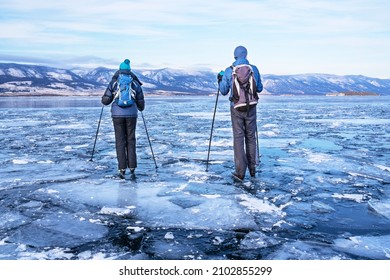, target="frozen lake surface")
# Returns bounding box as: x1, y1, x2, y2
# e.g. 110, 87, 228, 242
0, 95, 389, 260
